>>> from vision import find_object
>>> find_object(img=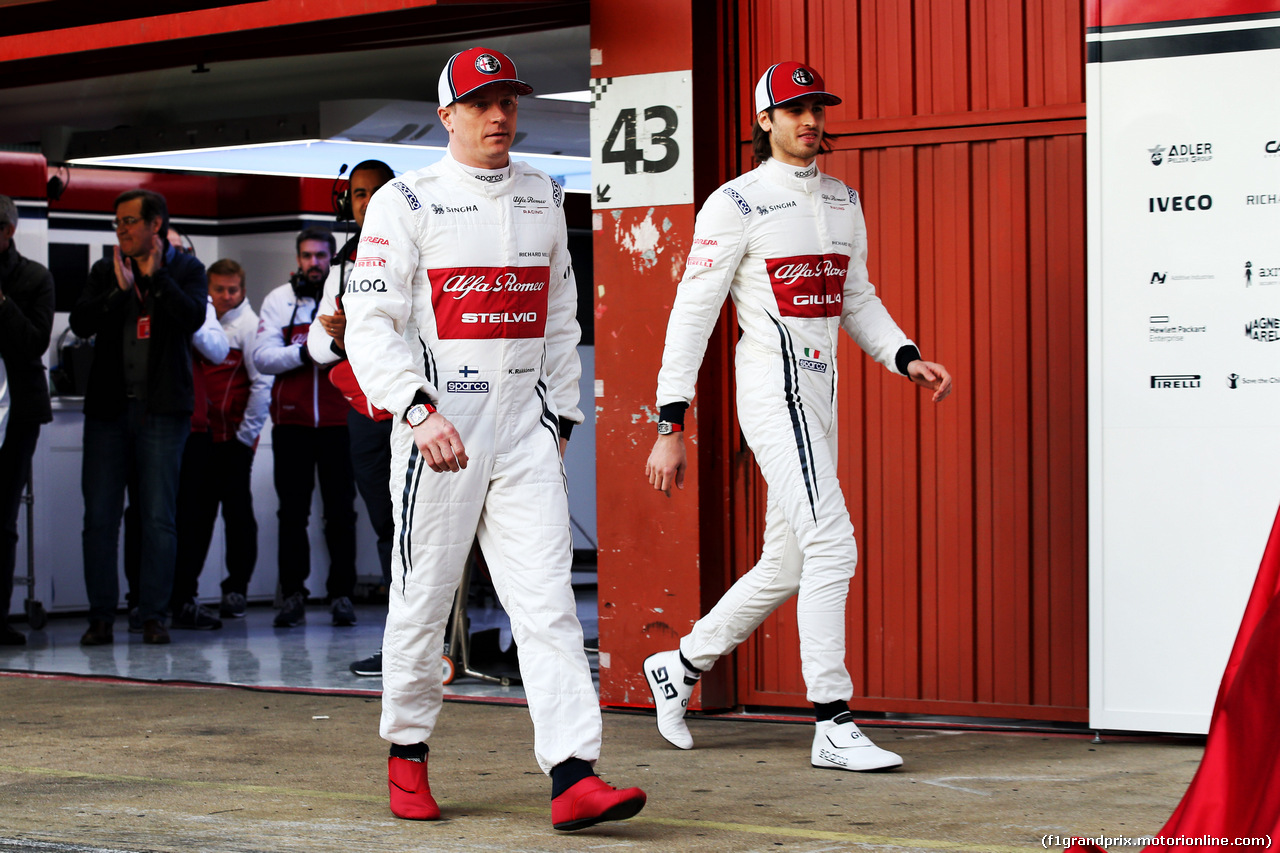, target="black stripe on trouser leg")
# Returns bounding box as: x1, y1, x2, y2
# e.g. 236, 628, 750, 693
533, 380, 567, 490
779, 321, 821, 509
420, 337, 437, 388
535, 354, 556, 435
398, 445, 425, 592
533, 379, 559, 440
768, 315, 819, 522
